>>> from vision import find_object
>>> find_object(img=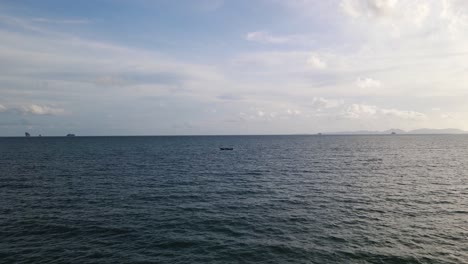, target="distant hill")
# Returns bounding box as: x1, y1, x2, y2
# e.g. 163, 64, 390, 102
407, 128, 467, 134
326, 128, 467, 135
383, 129, 406, 134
